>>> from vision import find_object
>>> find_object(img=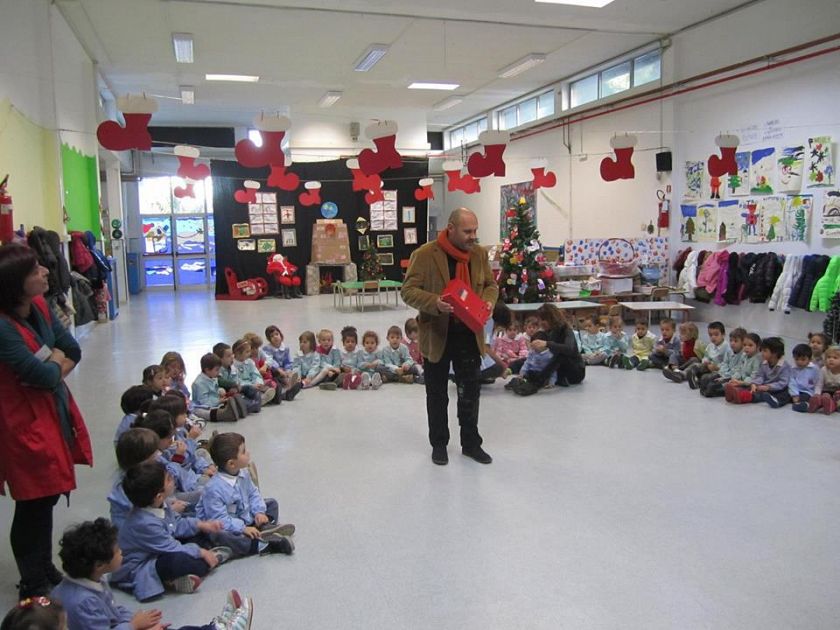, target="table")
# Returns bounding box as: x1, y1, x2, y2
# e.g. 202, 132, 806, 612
378, 280, 403, 307
334, 280, 403, 310
619, 300, 695, 325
